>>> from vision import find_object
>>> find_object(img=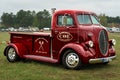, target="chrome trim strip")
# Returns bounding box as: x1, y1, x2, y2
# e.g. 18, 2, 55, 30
89, 56, 116, 64
50, 36, 53, 59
